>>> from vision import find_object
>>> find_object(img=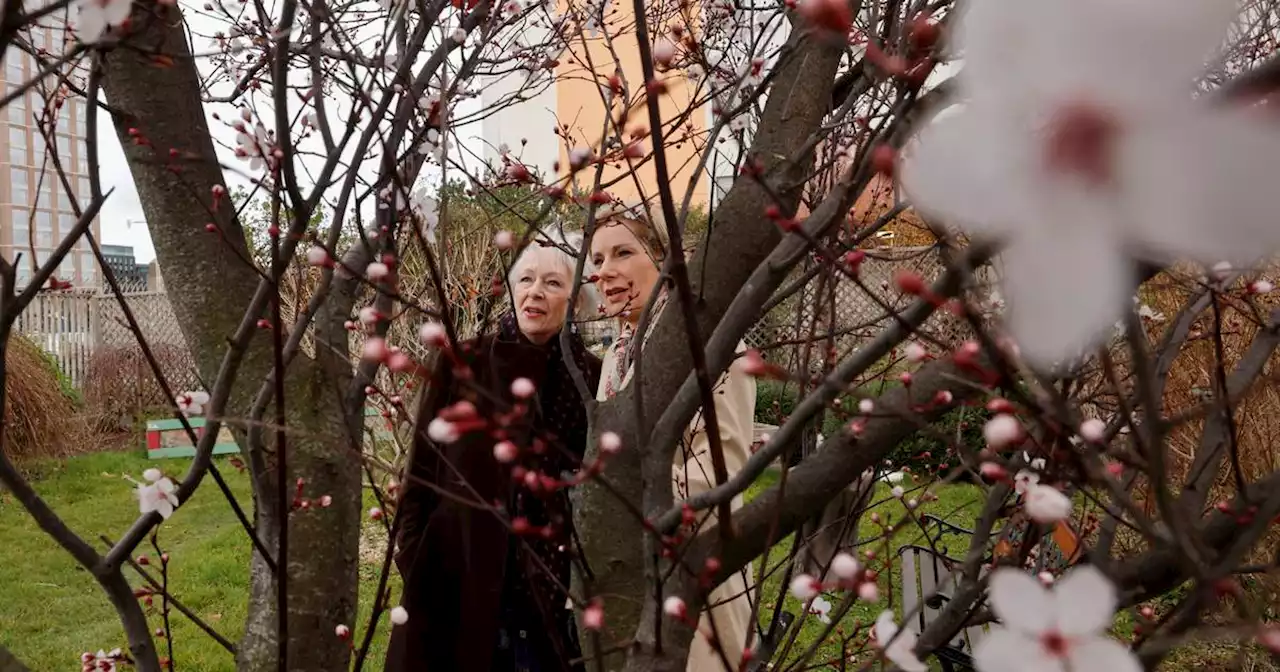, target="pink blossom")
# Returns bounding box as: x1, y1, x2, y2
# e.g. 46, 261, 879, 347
652, 38, 676, 66
1078, 418, 1106, 443
511, 378, 535, 399
493, 441, 518, 463
494, 230, 515, 250
306, 246, 330, 266
831, 552, 860, 580
419, 322, 447, 346
905, 342, 927, 362
789, 574, 820, 601
983, 414, 1022, 449
663, 596, 687, 618
582, 602, 605, 630
1024, 484, 1072, 524
362, 337, 388, 362
427, 417, 460, 443
598, 431, 622, 454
